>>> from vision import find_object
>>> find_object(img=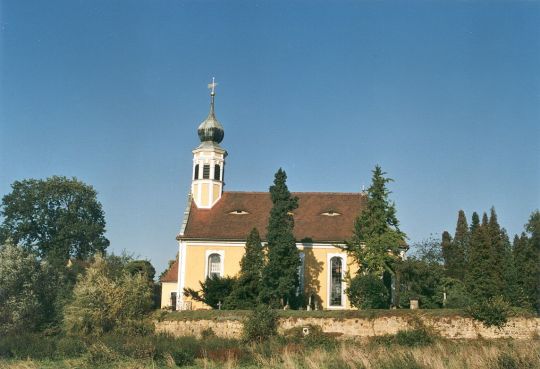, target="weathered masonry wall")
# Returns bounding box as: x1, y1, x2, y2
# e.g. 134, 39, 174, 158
155, 316, 540, 340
